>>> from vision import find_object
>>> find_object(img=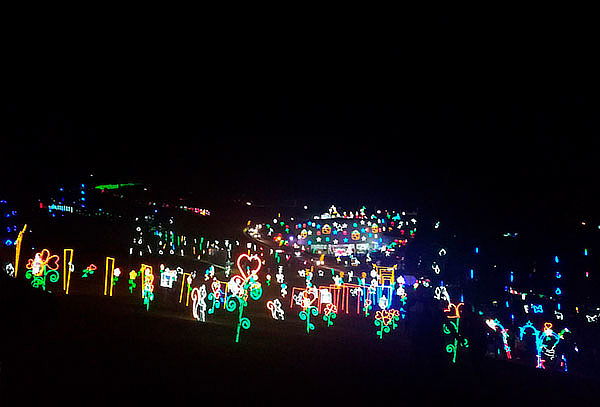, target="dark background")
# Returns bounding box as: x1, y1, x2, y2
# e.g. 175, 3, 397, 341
2, 15, 598, 236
